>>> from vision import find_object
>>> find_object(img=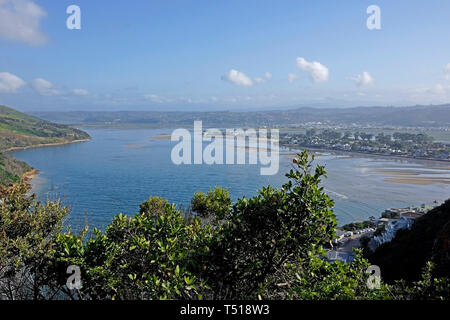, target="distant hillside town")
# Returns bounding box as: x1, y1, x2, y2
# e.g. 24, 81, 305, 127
281, 130, 450, 161
327, 203, 437, 263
